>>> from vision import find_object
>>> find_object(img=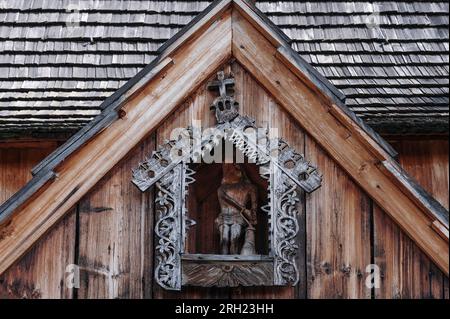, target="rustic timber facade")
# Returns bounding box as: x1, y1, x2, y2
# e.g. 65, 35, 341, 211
0, 0, 448, 299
